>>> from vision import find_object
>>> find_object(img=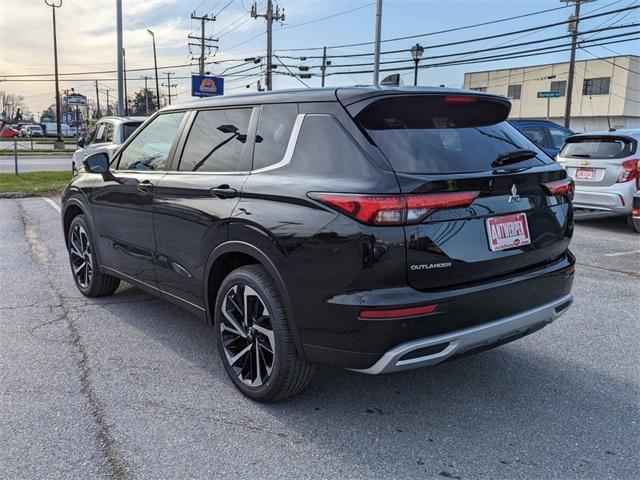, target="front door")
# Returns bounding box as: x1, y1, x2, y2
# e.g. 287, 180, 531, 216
89, 111, 187, 287
153, 107, 256, 309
